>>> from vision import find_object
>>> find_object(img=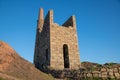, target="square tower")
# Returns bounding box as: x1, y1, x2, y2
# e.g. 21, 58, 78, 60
34, 8, 80, 70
